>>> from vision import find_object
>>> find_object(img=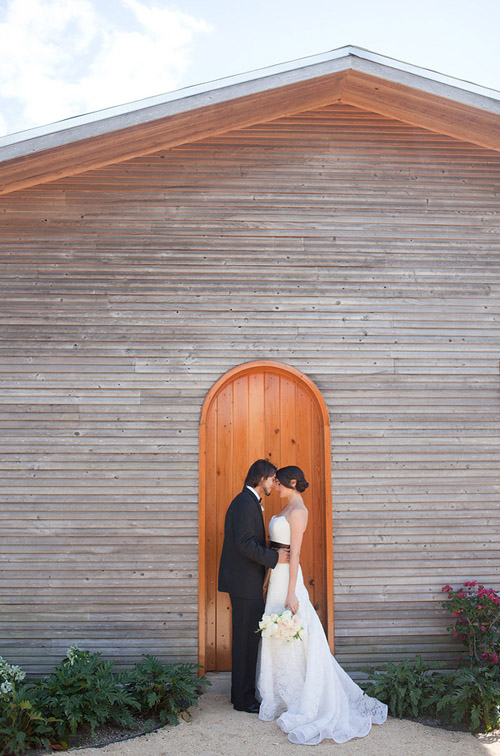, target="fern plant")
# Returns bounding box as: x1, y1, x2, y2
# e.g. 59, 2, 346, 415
124, 655, 211, 726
